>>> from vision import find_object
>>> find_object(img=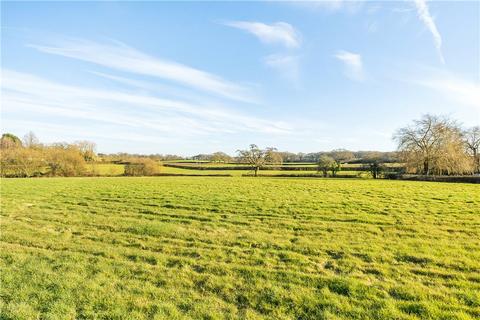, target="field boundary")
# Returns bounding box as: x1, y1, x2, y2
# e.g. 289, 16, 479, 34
154, 173, 233, 177
397, 175, 480, 184
241, 173, 360, 178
